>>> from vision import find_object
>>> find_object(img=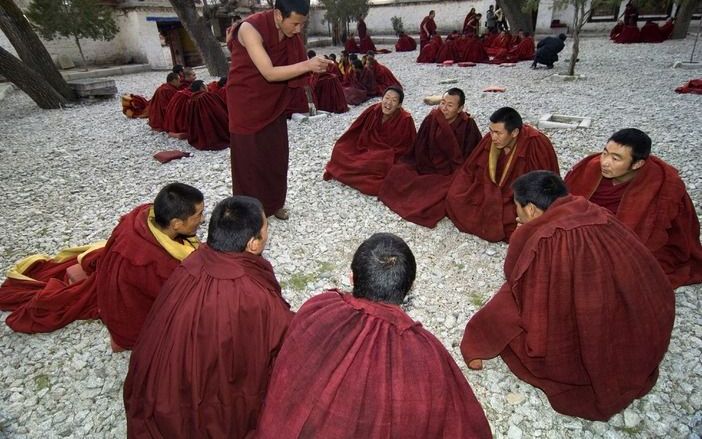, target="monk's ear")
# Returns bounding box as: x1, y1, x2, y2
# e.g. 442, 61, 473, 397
273, 8, 283, 24
169, 217, 184, 233
245, 235, 261, 255
511, 128, 520, 139
631, 159, 645, 171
